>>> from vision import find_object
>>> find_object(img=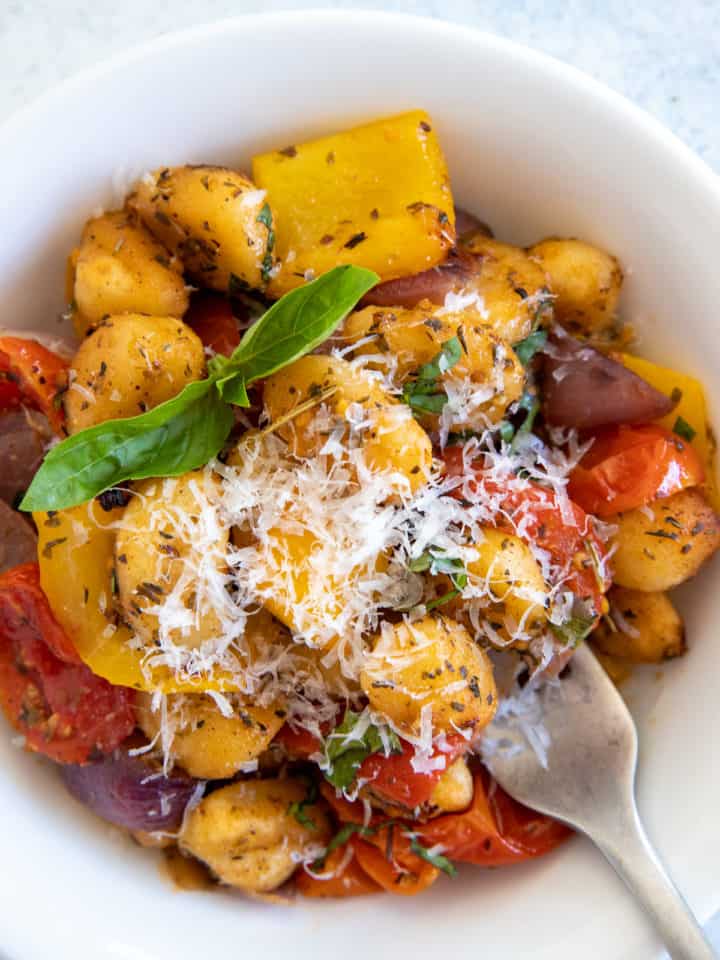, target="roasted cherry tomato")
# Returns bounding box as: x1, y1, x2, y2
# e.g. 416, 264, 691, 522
295, 844, 381, 898
353, 827, 439, 896
443, 446, 609, 617
0, 337, 69, 434
184, 292, 241, 357
568, 424, 705, 518
0, 563, 136, 763
417, 768, 570, 865
358, 734, 468, 809
275, 723, 323, 759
